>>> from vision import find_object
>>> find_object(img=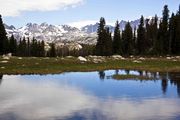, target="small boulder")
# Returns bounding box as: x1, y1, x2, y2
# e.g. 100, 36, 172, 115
133, 60, 142, 63
2, 53, 12, 60
66, 56, 74, 59
1, 67, 5, 69
175, 56, 180, 59
121, 57, 125, 60
166, 57, 171, 60
2, 56, 10, 60
1, 60, 8, 63
93, 58, 103, 63
112, 55, 125, 60
78, 56, 87, 62
139, 57, 145, 60
7, 53, 12, 57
